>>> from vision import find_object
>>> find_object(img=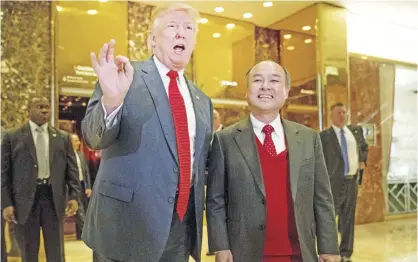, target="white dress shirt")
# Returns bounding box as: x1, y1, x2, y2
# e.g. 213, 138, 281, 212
74, 151, 84, 182
332, 125, 359, 175
29, 120, 50, 179
102, 56, 196, 178
250, 114, 286, 154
